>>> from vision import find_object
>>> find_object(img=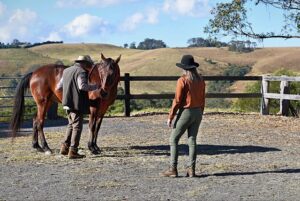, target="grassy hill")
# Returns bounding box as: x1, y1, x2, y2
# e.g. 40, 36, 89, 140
1, 43, 300, 94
